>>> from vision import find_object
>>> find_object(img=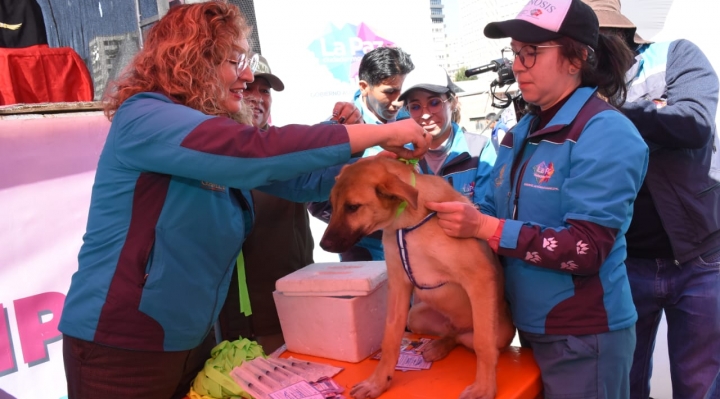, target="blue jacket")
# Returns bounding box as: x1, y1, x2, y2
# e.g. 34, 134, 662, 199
621, 40, 720, 262
483, 87, 648, 335
59, 92, 351, 351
